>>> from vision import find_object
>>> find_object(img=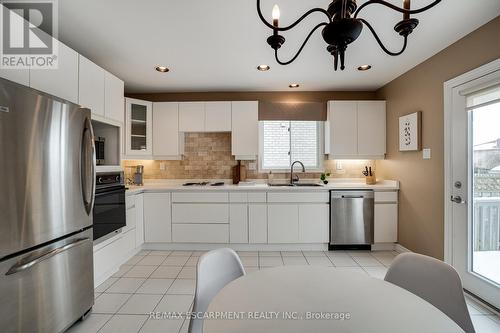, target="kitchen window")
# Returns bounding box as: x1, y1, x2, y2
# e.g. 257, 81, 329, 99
259, 121, 322, 171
